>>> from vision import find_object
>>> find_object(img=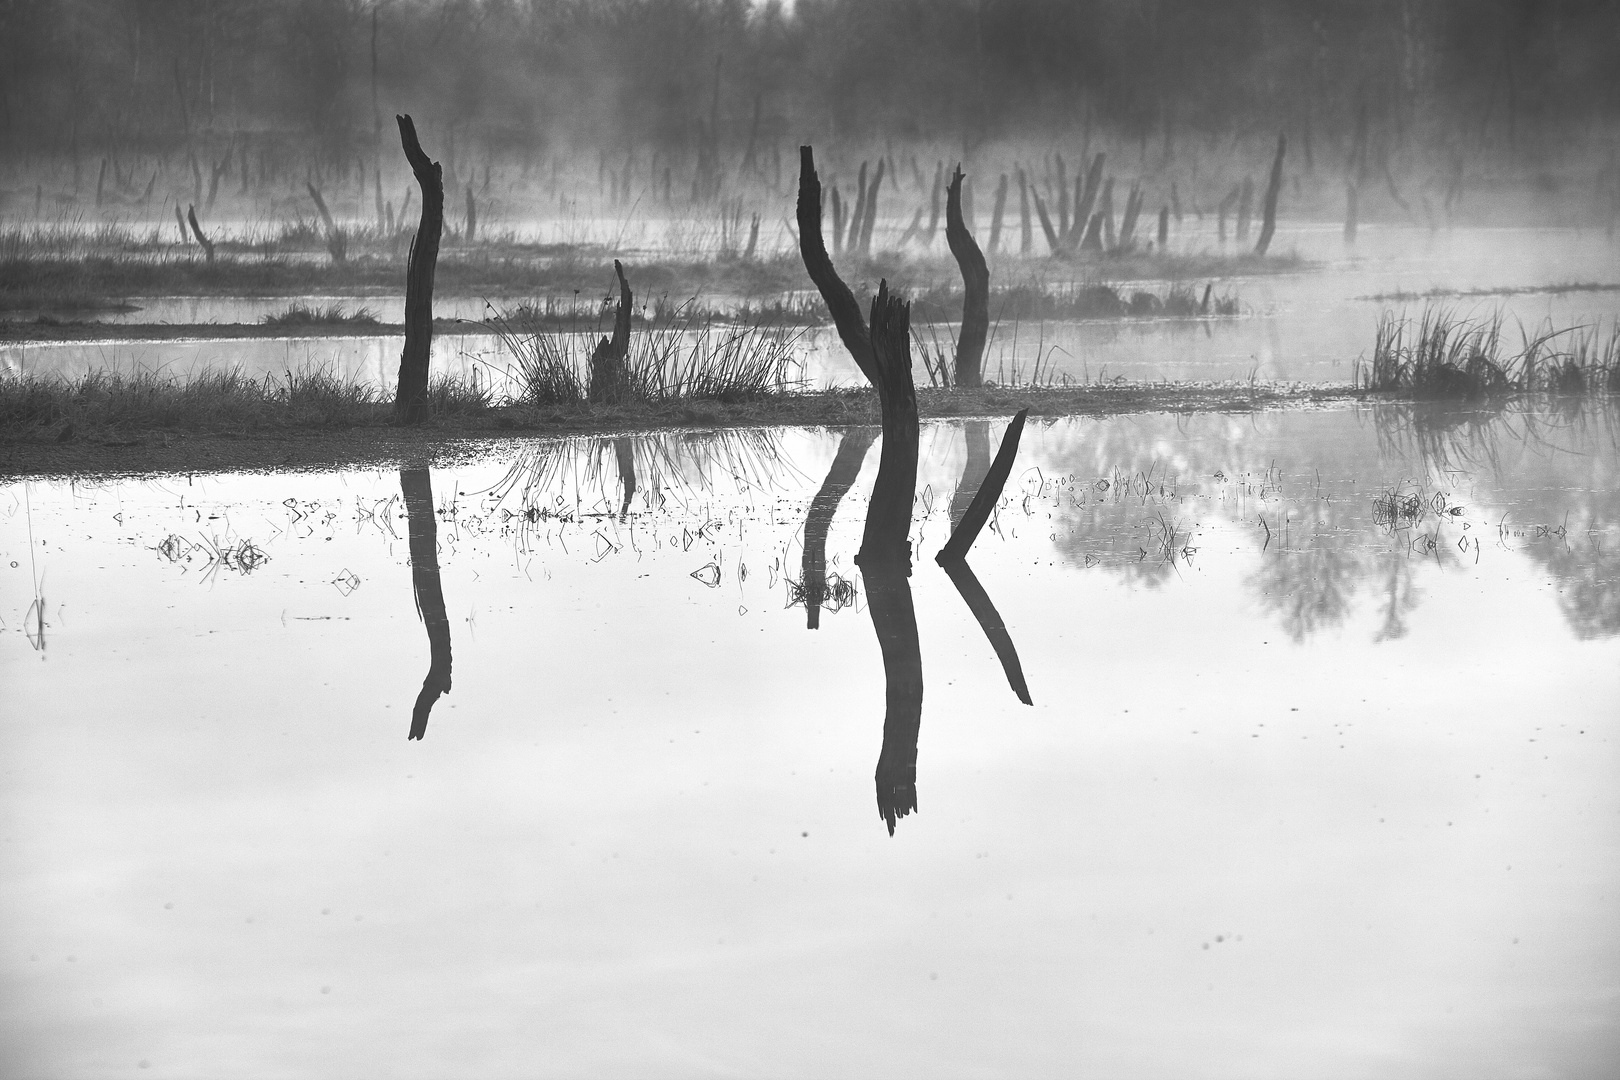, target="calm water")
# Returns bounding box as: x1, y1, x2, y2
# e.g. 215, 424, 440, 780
6, 225, 1617, 390
4, 403, 1618, 1077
